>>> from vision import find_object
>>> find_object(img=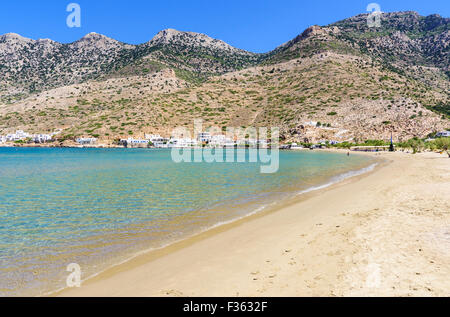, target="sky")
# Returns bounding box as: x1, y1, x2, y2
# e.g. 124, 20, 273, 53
0, 0, 448, 53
